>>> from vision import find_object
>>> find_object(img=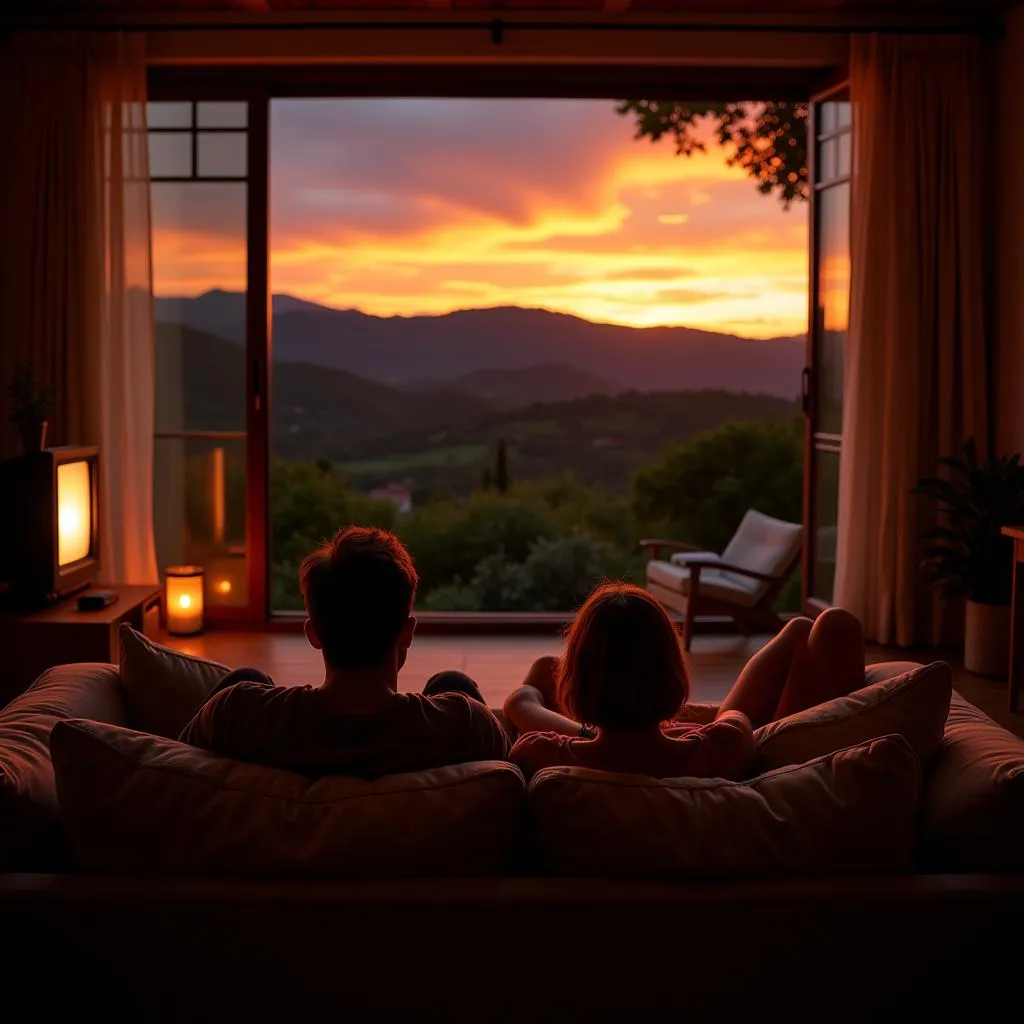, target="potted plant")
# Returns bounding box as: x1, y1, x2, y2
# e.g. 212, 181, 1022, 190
915, 438, 1024, 676
7, 363, 54, 454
